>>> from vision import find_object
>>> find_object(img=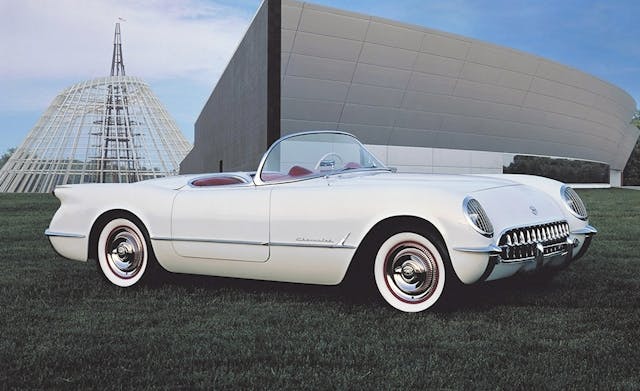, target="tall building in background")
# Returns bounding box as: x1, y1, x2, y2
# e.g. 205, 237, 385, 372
0, 23, 192, 193
180, 0, 638, 186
